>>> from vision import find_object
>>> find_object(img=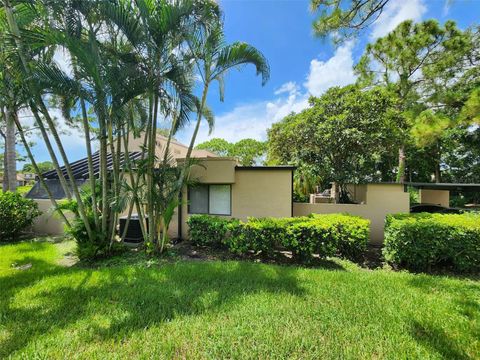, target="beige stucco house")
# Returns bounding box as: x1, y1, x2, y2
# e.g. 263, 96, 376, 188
174, 158, 294, 239
30, 133, 474, 244
28, 133, 294, 240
